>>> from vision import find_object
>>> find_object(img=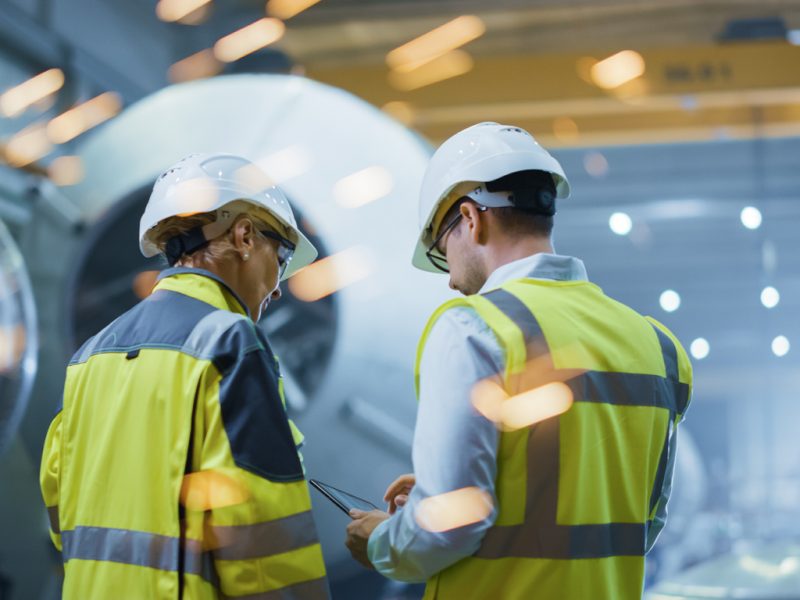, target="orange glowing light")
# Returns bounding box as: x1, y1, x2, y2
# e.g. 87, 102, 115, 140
180, 470, 250, 511
471, 349, 581, 431
288, 247, 372, 302
46, 92, 122, 144
155, 0, 211, 23
0, 325, 27, 373
48, 156, 84, 186
333, 166, 393, 208
254, 145, 311, 184
171, 177, 220, 217
5, 122, 53, 167
382, 101, 416, 126
584, 152, 609, 178
388, 50, 473, 92
213, 18, 285, 63
552, 116, 580, 142
416, 487, 493, 533
0, 69, 65, 117
590, 50, 645, 90
168, 49, 223, 83
267, 0, 321, 20
133, 271, 160, 299
386, 15, 485, 72
233, 162, 275, 193
472, 380, 573, 431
